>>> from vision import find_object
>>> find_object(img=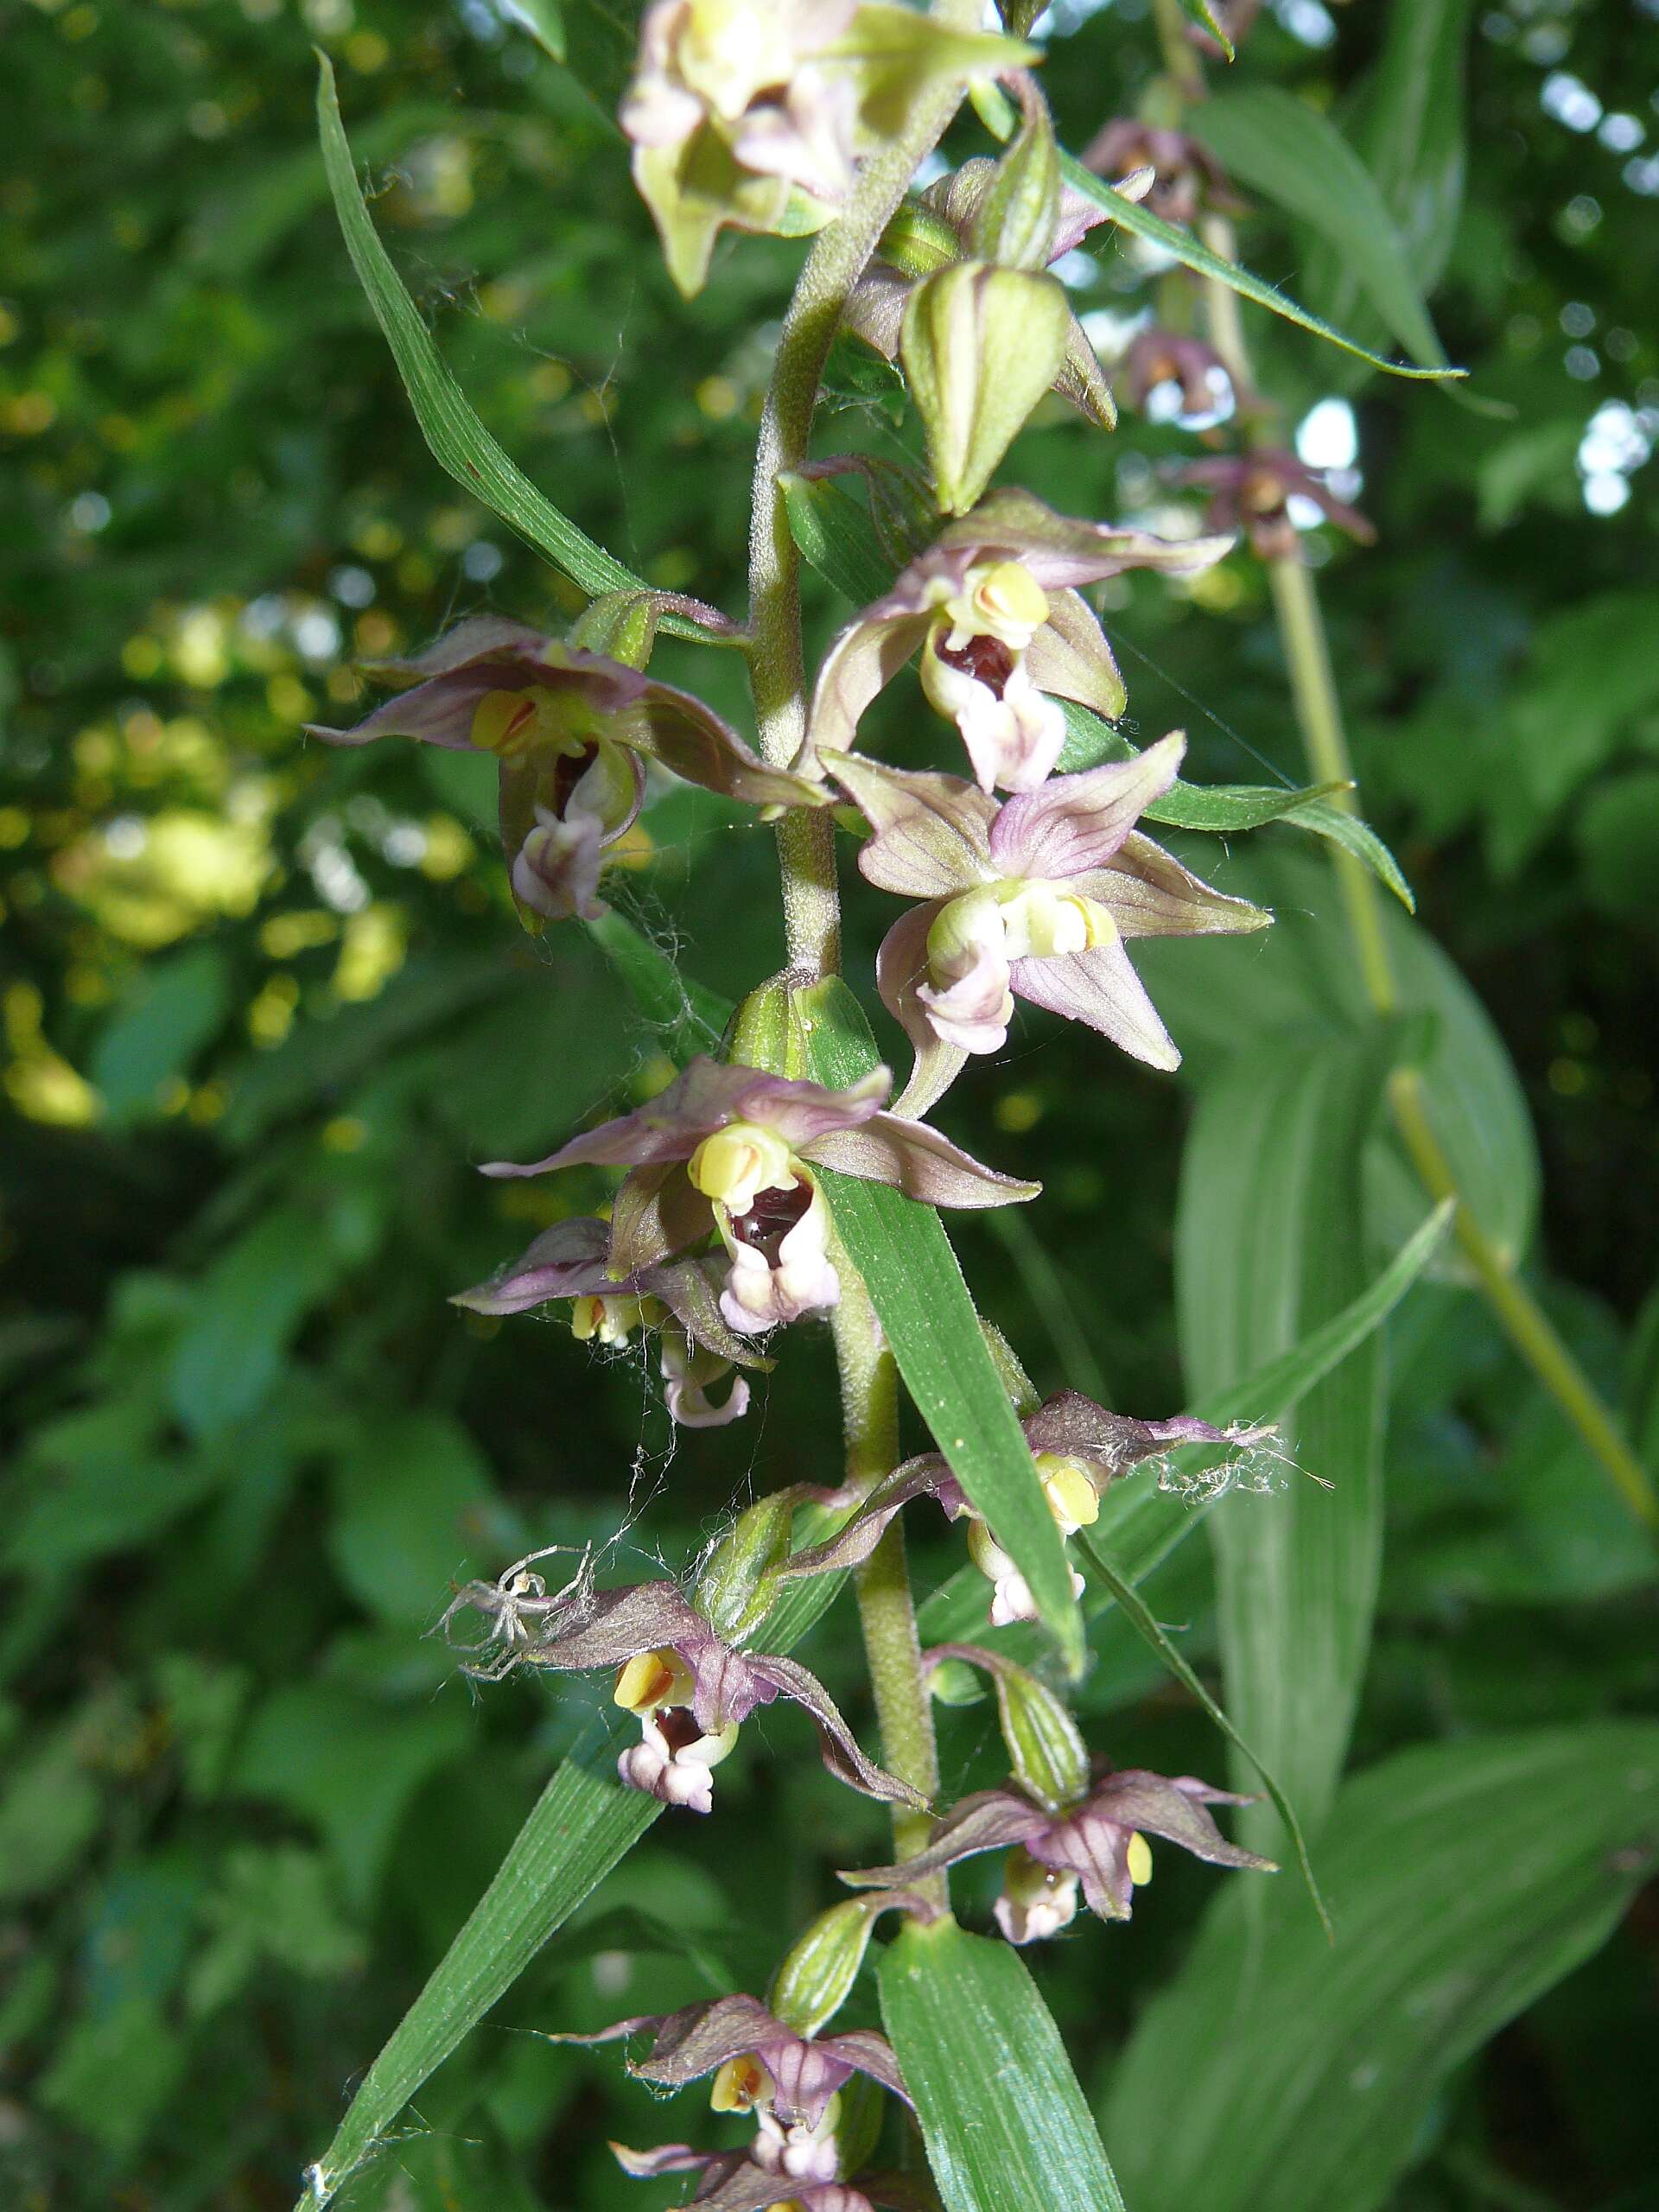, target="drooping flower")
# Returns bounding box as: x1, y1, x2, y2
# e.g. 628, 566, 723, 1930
1173, 449, 1376, 563
803, 492, 1233, 794
479, 1057, 1038, 1336
1079, 120, 1243, 229
842, 1764, 1276, 1940
451, 1214, 761, 1428
621, 0, 1028, 296
305, 617, 825, 927
609, 2138, 921, 2212
771, 1387, 1275, 1628
1116, 327, 1238, 429
831, 737, 1269, 1114
443, 1556, 923, 1815
844, 156, 1122, 434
